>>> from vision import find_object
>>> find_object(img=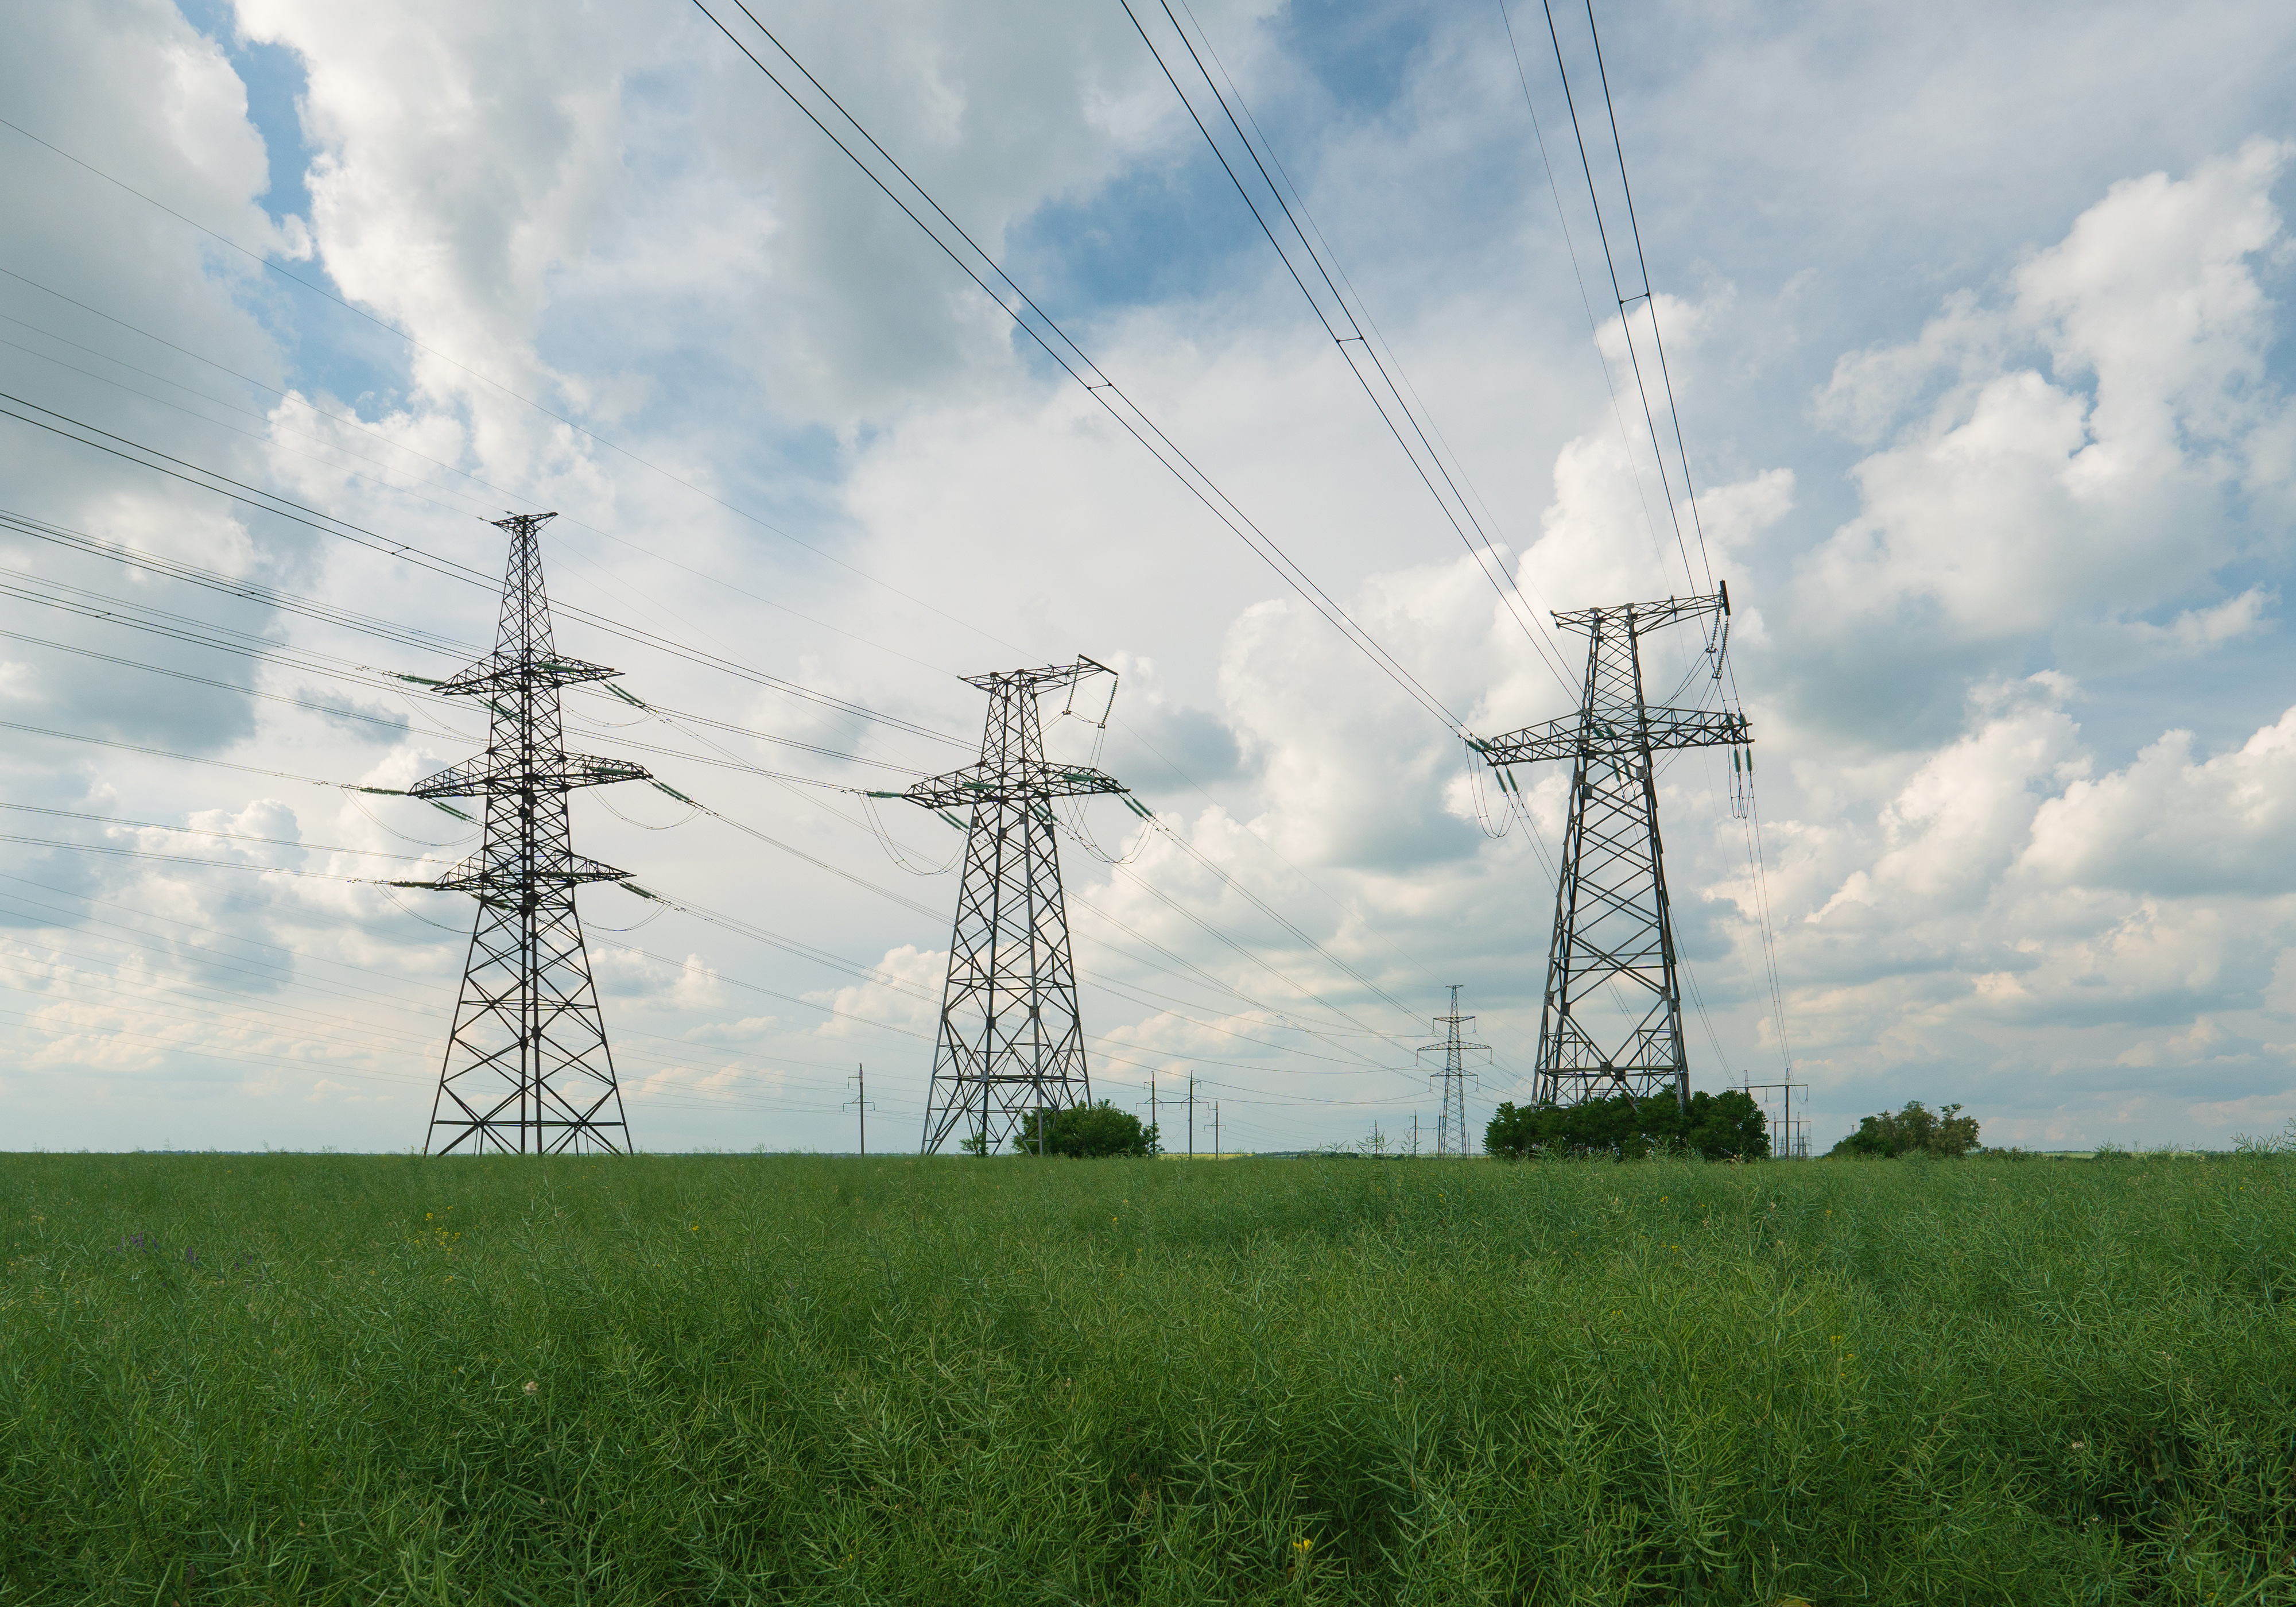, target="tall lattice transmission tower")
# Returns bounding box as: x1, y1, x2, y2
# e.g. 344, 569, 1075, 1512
401, 513, 650, 1155
1471, 588, 1749, 1111
897, 659, 1128, 1155
1418, 985, 1487, 1156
